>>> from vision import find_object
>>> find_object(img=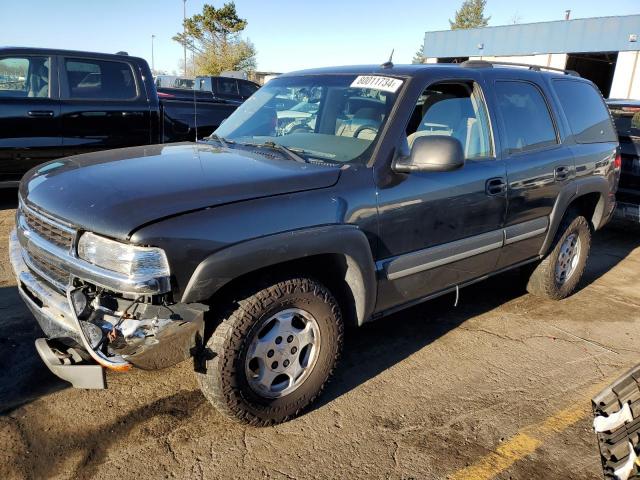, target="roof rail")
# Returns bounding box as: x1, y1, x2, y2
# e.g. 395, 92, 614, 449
460, 59, 580, 77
